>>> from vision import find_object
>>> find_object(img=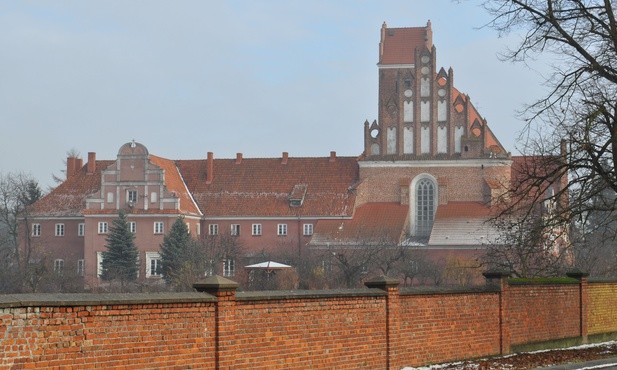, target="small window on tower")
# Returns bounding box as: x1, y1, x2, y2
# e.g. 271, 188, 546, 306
404, 79, 411, 88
